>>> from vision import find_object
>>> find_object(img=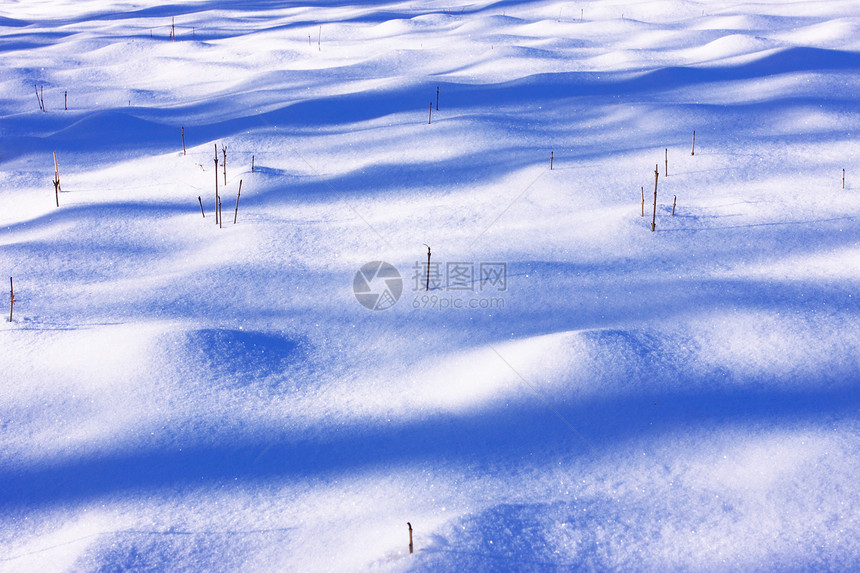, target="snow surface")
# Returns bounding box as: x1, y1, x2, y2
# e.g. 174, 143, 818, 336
1, 0, 859, 570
